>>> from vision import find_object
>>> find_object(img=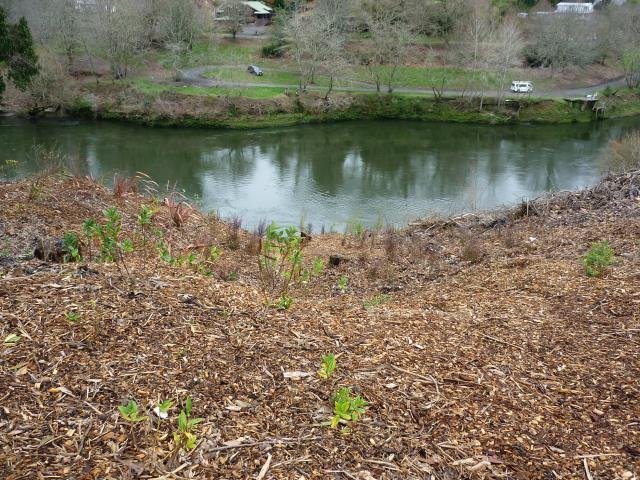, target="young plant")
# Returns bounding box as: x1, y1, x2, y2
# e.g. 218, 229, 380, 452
84, 208, 134, 275
83, 219, 99, 261
118, 400, 148, 423
62, 233, 81, 263
137, 204, 157, 247
318, 353, 337, 380
330, 387, 368, 428
3, 333, 21, 347
337, 275, 349, 293
258, 223, 304, 303
65, 311, 81, 323
173, 396, 203, 451
154, 399, 173, 419
583, 241, 616, 277
275, 294, 293, 310
208, 246, 222, 261
364, 294, 391, 311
